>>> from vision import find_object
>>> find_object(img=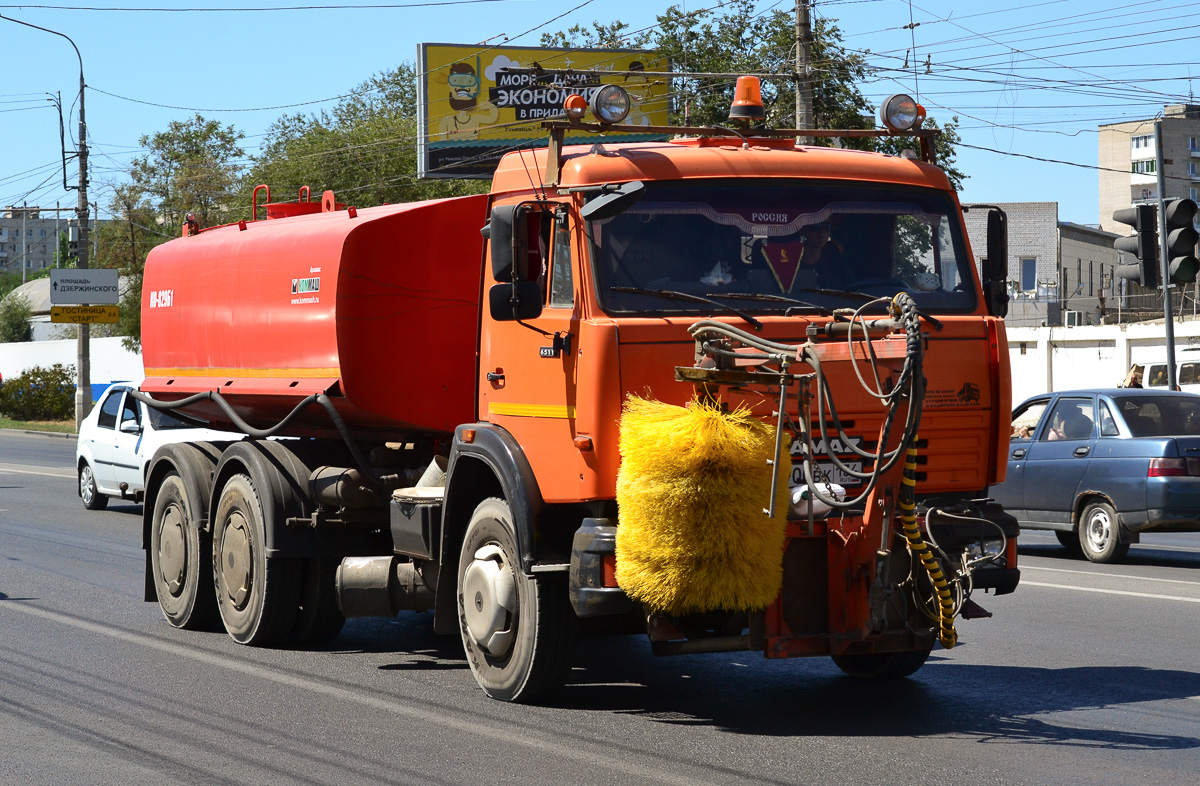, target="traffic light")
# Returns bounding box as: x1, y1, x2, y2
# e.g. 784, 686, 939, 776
1114, 203, 1159, 288
1163, 198, 1199, 284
